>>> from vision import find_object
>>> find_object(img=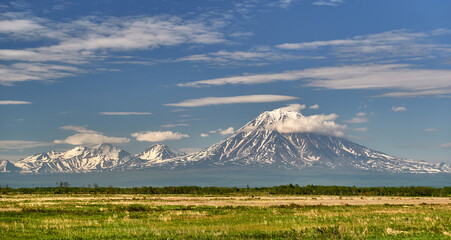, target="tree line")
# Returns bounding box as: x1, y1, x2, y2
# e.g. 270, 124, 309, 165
0, 183, 449, 196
